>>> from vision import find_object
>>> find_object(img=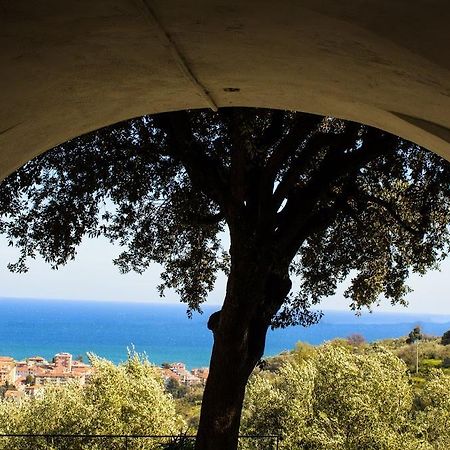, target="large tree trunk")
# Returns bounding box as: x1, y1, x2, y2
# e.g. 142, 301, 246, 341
194, 317, 263, 450
195, 255, 291, 450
